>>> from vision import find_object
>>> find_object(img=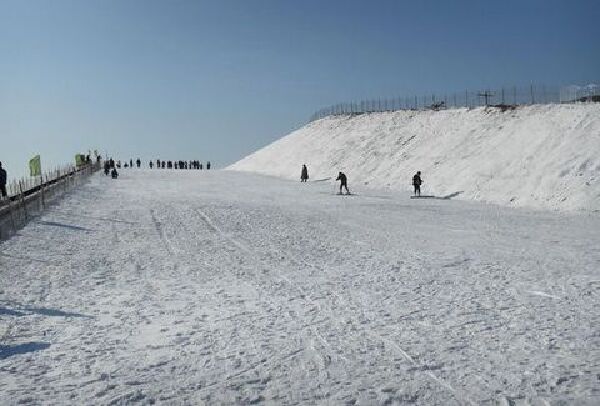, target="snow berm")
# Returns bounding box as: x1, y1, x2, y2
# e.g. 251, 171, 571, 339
229, 104, 600, 211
